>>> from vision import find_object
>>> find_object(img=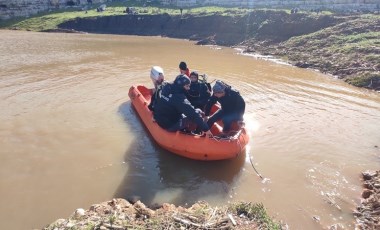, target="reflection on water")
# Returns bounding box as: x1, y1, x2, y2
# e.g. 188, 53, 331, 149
0, 30, 379, 230
116, 101, 245, 205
